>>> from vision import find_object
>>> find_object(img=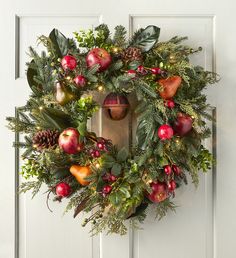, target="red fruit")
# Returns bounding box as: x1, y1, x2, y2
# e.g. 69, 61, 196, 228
127, 69, 136, 76
147, 182, 168, 203
137, 65, 145, 73
102, 185, 112, 195
94, 150, 101, 158
102, 173, 117, 182
168, 180, 177, 192
164, 165, 172, 175
158, 76, 182, 99
151, 67, 161, 74
58, 128, 82, 154
158, 124, 174, 140
61, 55, 77, 70
56, 182, 71, 197
108, 174, 117, 182
172, 164, 182, 175
74, 75, 86, 87
173, 113, 193, 136
165, 99, 175, 109
86, 48, 112, 72
97, 142, 105, 150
